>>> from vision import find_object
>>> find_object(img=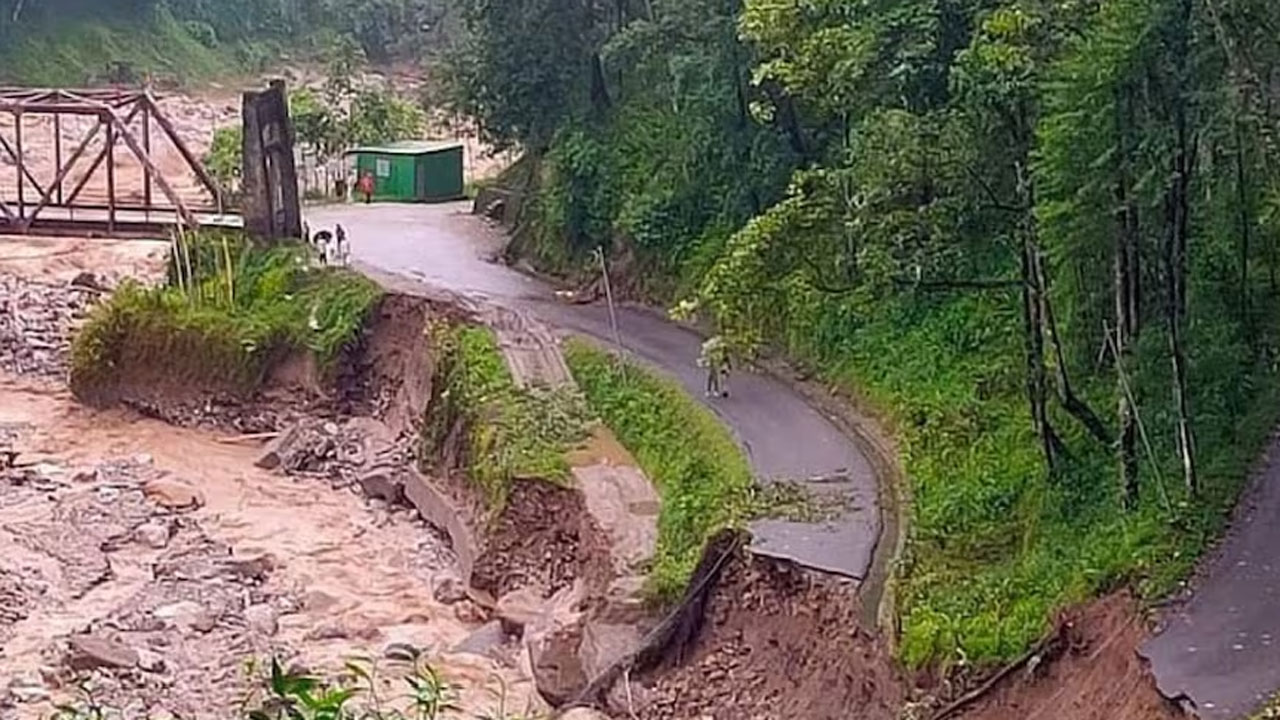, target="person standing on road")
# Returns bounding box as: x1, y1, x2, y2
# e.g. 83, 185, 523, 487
357, 171, 376, 204
699, 335, 732, 398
